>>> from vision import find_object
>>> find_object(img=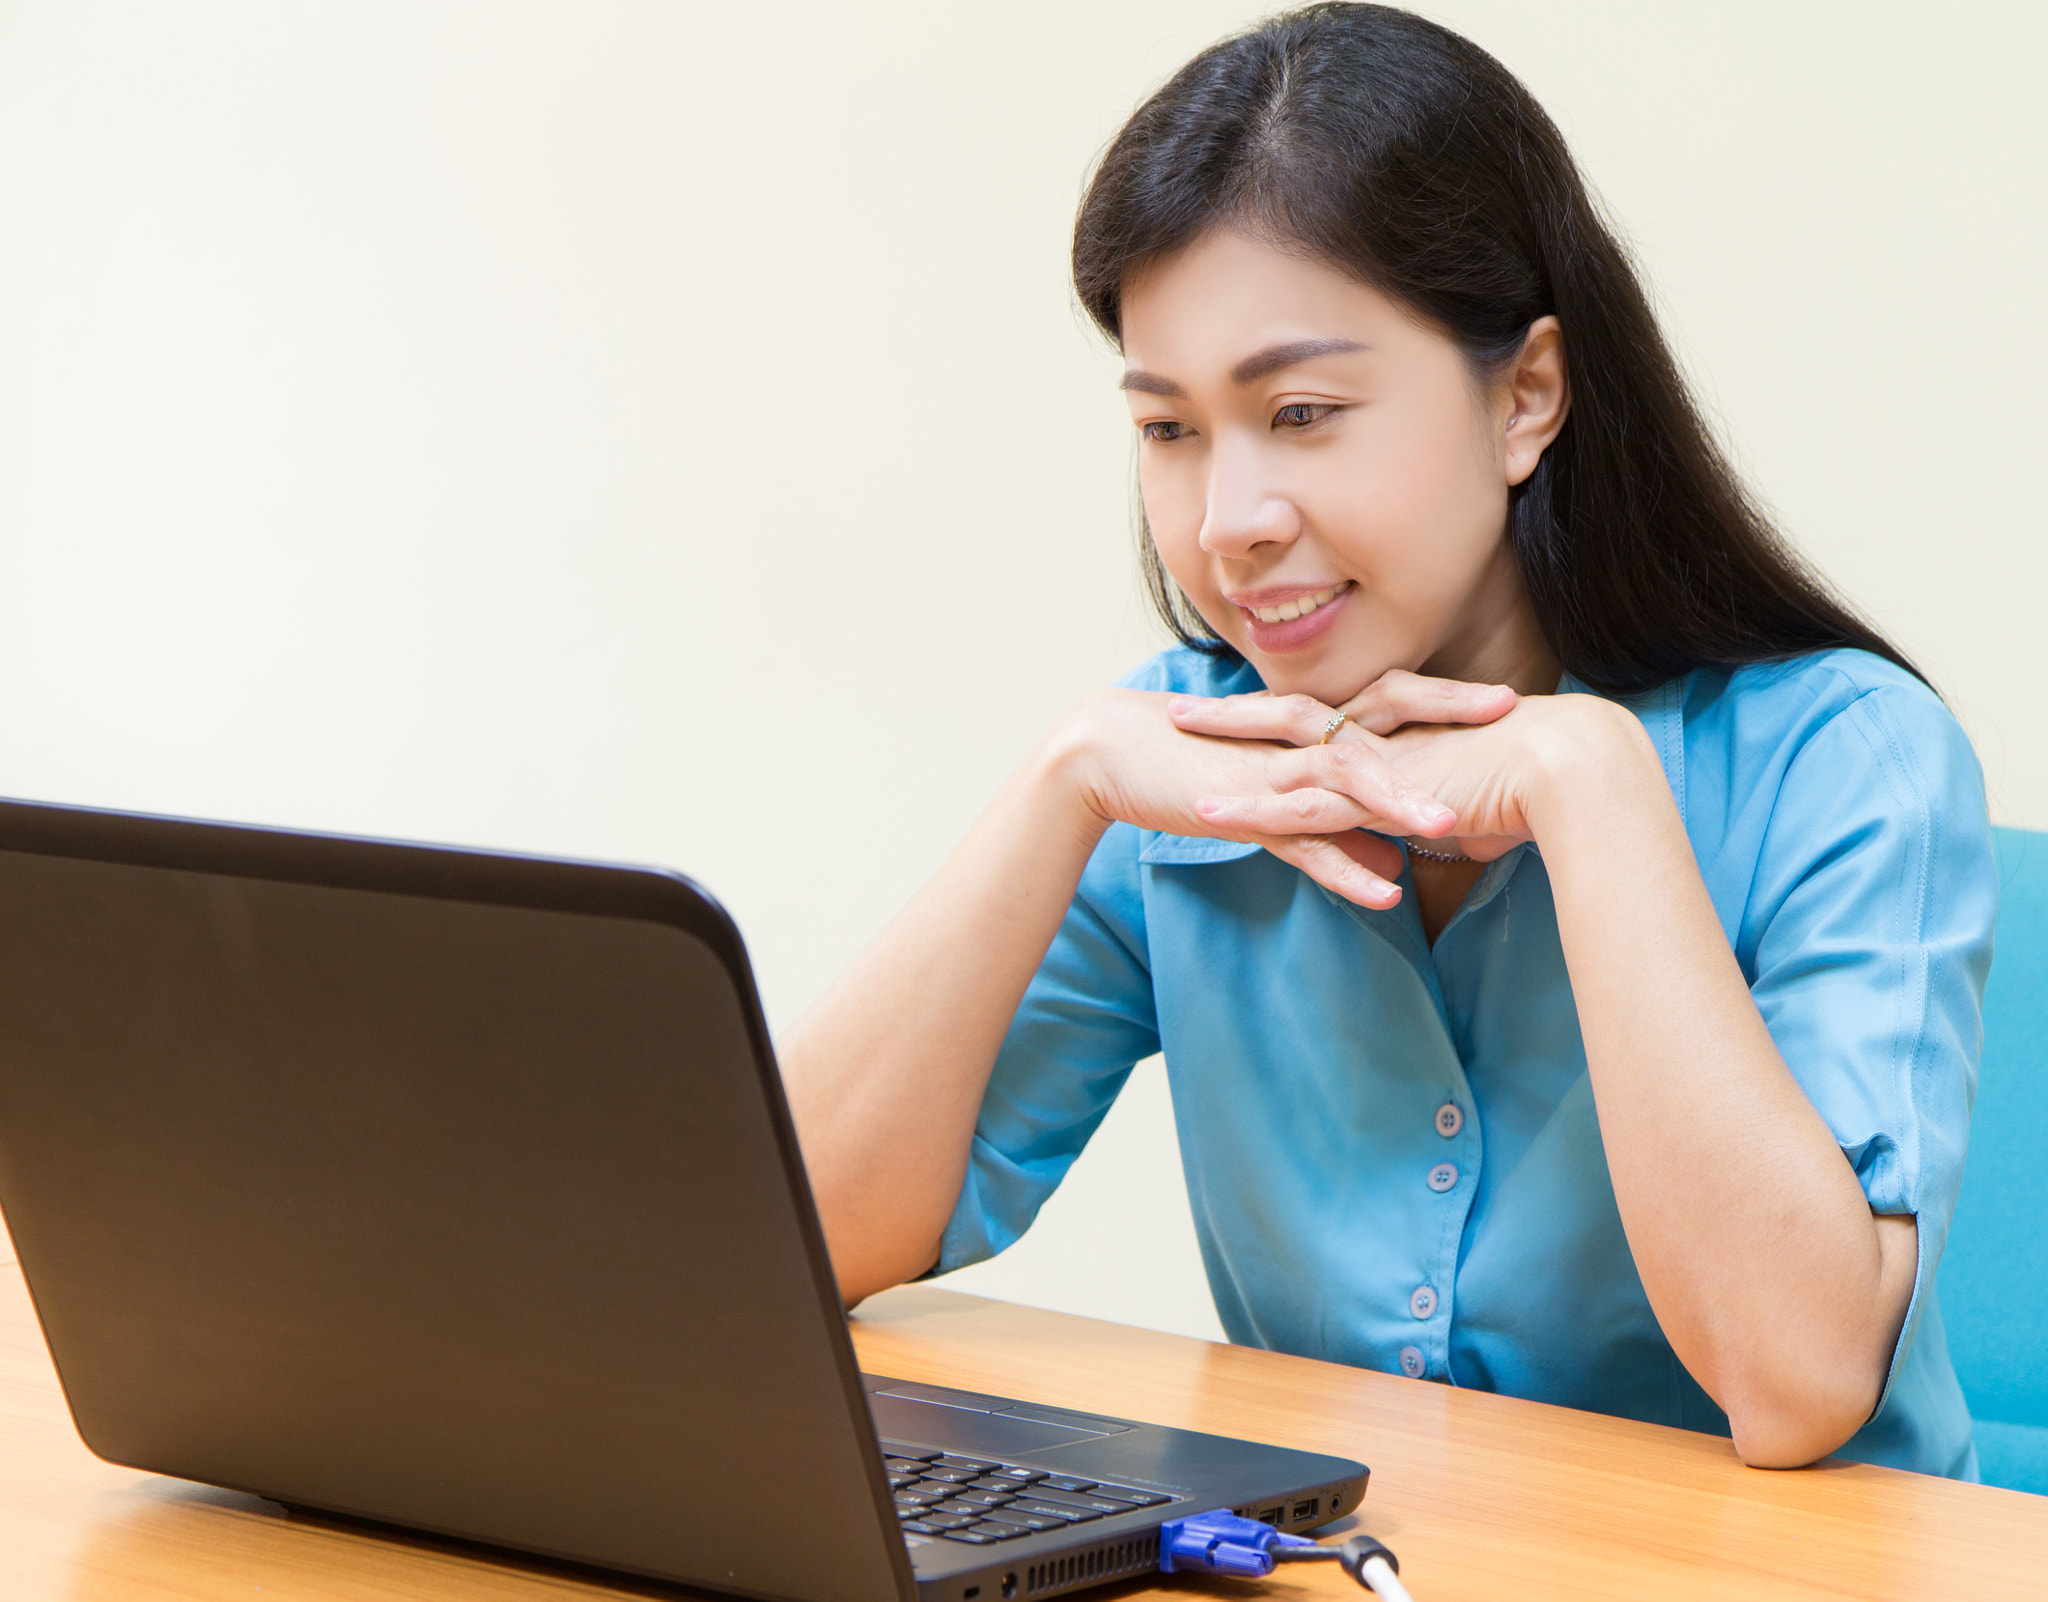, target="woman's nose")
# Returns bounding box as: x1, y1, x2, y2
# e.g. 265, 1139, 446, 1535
1197, 442, 1301, 558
